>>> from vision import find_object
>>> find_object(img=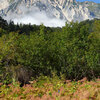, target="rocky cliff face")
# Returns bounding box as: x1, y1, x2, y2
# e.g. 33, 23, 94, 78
0, 0, 9, 10
78, 1, 100, 19
0, 0, 99, 24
